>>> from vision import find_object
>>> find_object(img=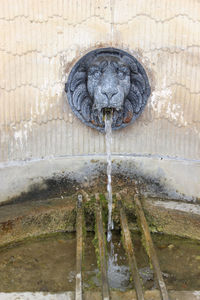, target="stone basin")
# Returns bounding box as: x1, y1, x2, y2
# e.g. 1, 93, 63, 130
0, 190, 200, 299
